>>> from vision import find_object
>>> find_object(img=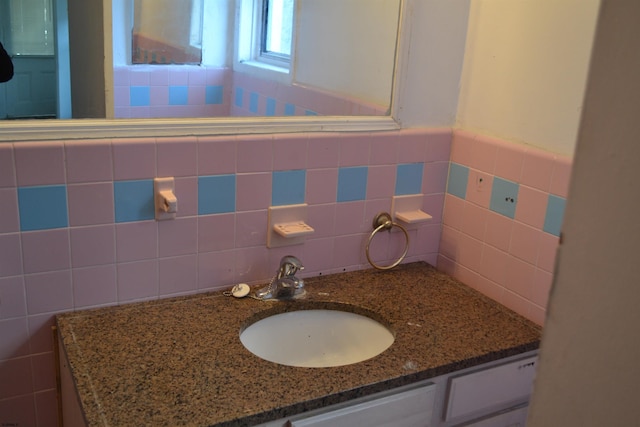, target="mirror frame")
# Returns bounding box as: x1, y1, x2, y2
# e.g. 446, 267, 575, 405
0, 0, 407, 142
